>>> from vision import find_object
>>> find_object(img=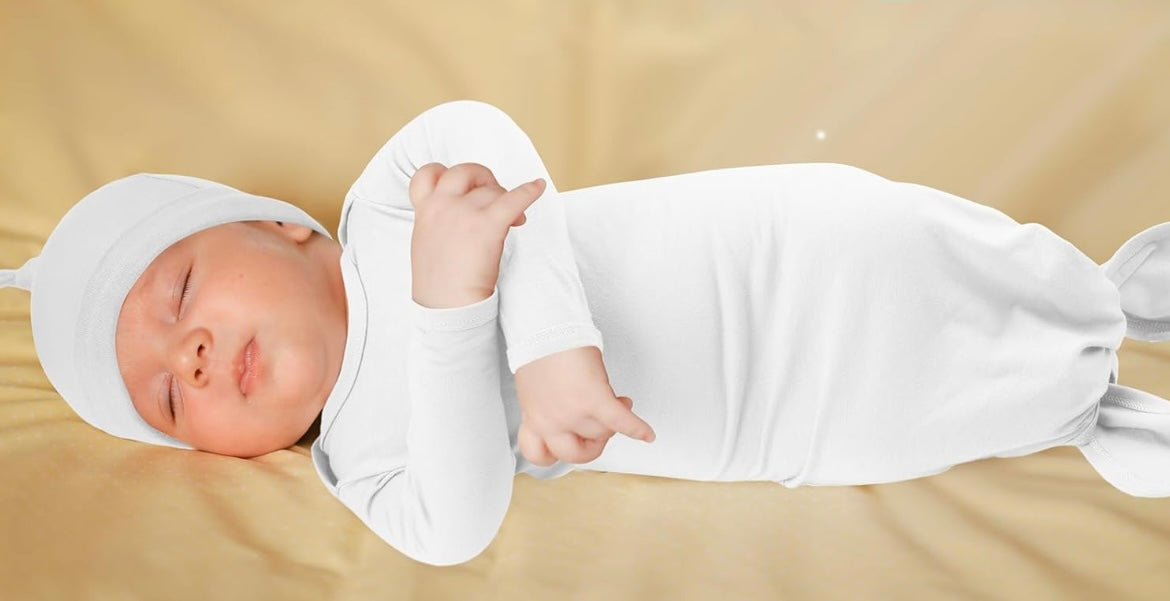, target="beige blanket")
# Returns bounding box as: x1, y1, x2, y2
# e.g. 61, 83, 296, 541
2, 1, 1168, 598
